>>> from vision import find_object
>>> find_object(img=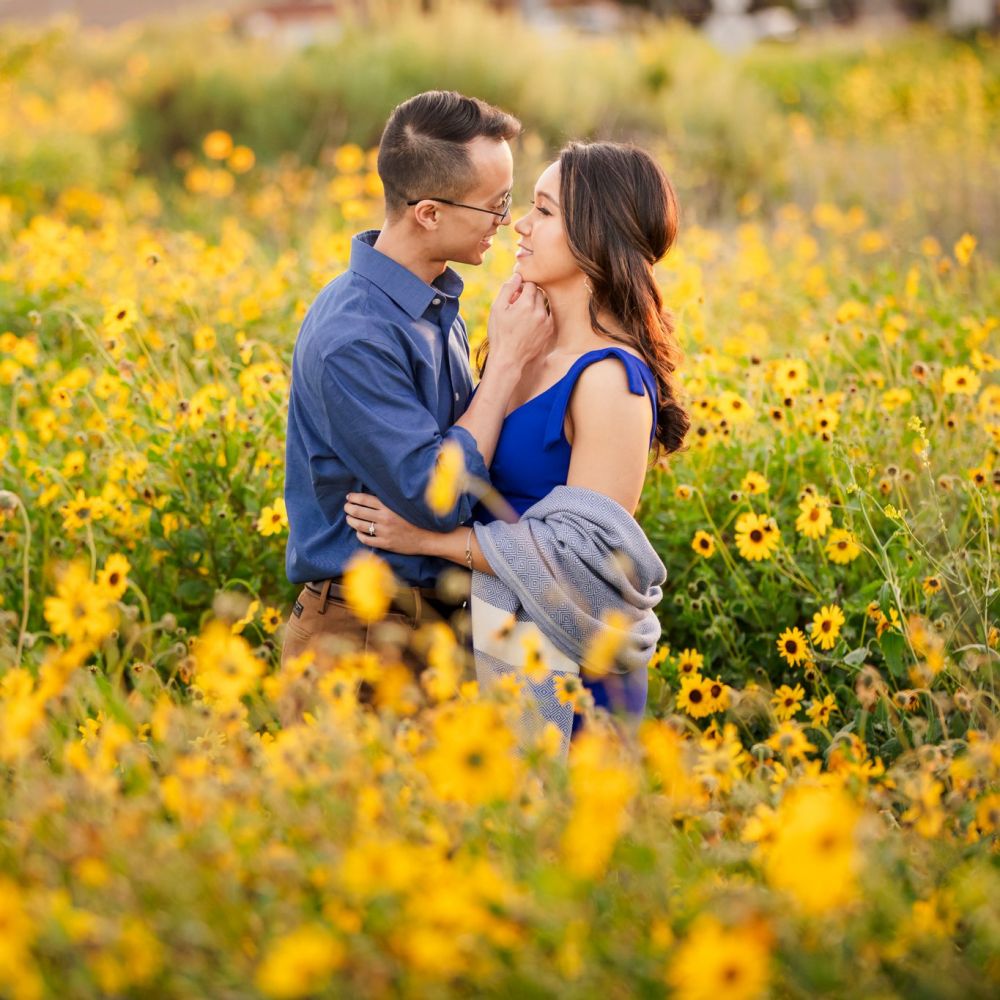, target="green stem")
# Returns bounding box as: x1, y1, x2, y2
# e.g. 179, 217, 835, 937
3, 491, 33, 668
